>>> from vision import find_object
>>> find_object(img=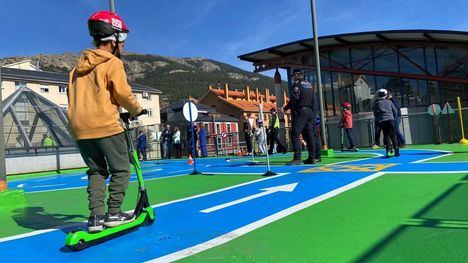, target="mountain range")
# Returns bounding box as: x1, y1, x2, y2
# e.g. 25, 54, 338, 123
0, 52, 282, 107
